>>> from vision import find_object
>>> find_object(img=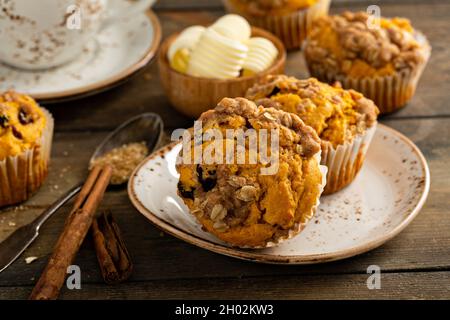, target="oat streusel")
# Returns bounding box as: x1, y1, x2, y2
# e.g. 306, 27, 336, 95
246, 75, 379, 148
176, 97, 325, 248
304, 11, 429, 78
246, 75, 379, 194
